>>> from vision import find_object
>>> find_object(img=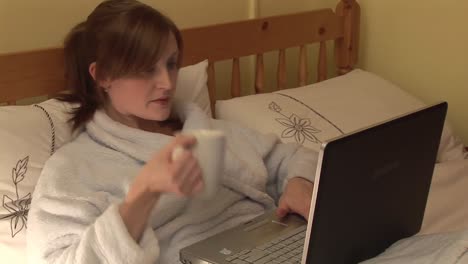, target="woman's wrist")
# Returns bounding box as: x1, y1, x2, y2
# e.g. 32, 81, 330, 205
121, 187, 159, 216
119, 173, 161, 242
125, 176, 159, 208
